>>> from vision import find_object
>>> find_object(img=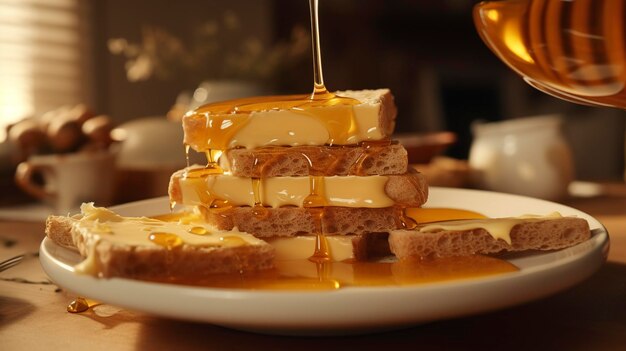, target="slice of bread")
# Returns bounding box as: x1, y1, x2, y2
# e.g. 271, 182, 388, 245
169, 169, 428, 209
45, 206, 274, 279
200, 206, 408, 237
222, 143, 407, 177
336, 89, 398, 139
183, 89, 398, 151
389, 216, 591, 260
